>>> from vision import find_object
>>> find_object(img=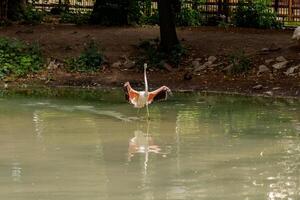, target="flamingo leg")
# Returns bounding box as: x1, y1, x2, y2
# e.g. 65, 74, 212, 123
146, 103, 150, 119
